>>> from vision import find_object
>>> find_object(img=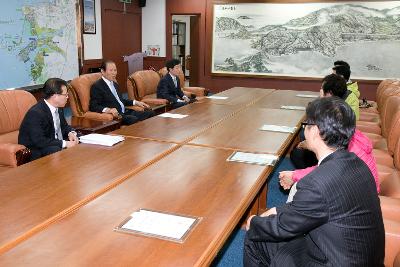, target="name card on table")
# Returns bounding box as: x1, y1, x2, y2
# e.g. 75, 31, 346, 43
206, 96, 229, 100
158, 113, 188, 119
296, 94, 319, 98
280, 105, 306, 111
227, 151, 278, 166
259, 124, 297, 133
114, 209, 201, 243
79, 134, 125, 146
